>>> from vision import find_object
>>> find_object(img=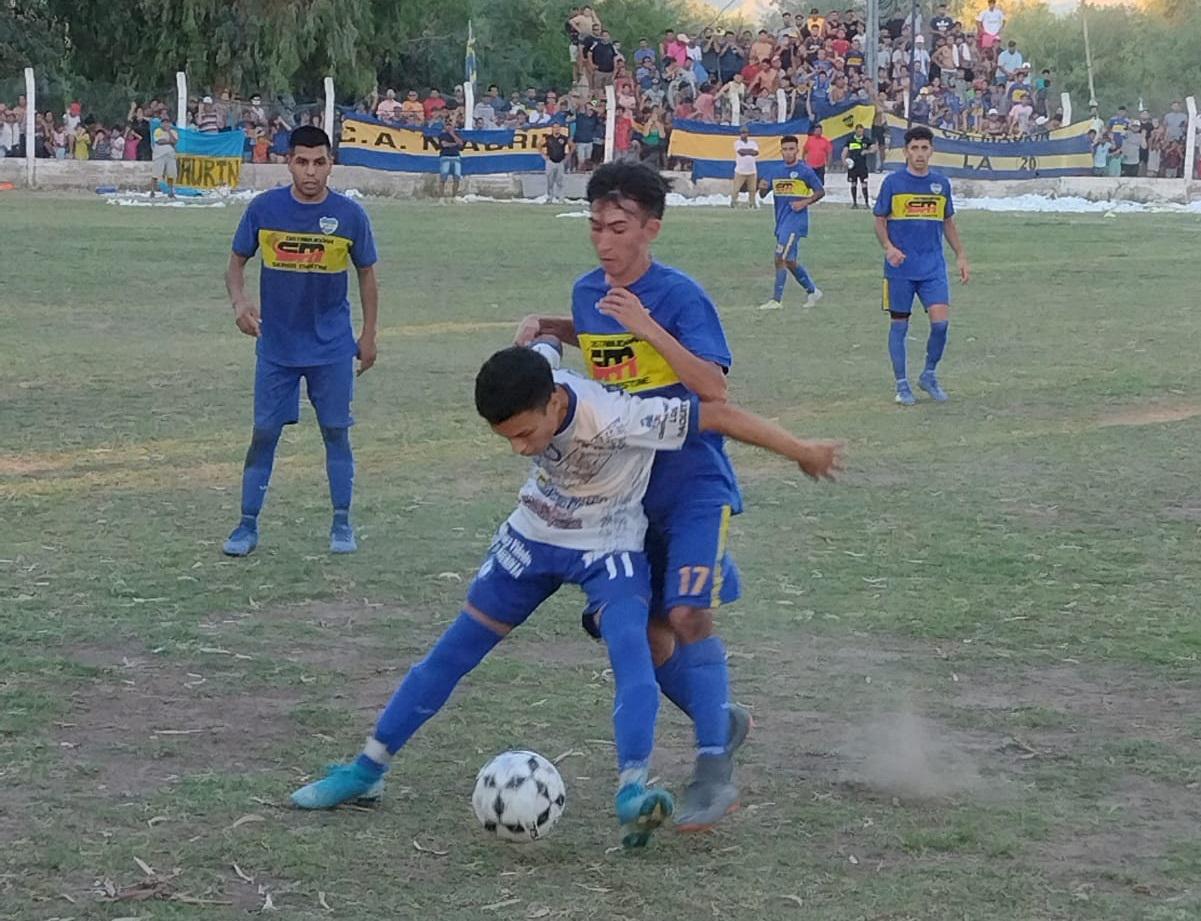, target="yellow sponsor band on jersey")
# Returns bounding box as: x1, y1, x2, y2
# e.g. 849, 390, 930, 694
772, 177, 815, 197
577, 333, 680, 393
889, 193, 947, 221
258, 230, 352, 272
